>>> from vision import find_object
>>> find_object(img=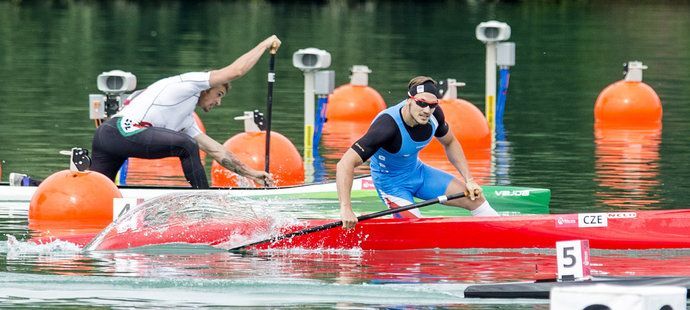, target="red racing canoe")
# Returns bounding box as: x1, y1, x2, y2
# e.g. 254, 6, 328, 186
68, 209, 690, 251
